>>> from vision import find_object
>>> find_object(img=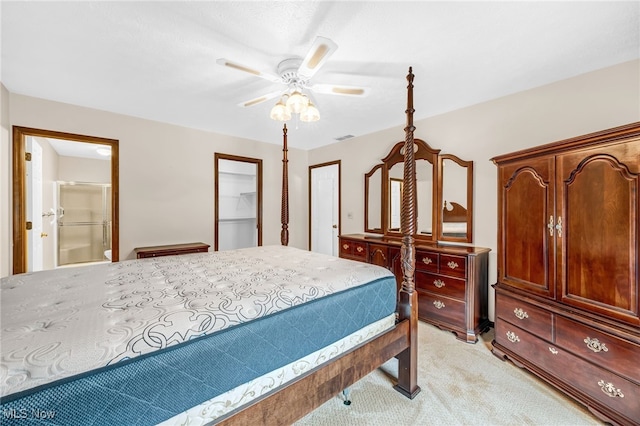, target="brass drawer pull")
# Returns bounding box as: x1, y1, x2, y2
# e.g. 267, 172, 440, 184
506, 331, 520, 343
513, 308, 529, 320
447, 261, 459, 269
598, 380, 624, 398
584, 337, 608, 353
356, 246, 364, 253
549, 347, 558, 355
433, 300, 445, 310
422, 257, 433, 265
342, 244, 349, 250
433, 279, 445, 288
